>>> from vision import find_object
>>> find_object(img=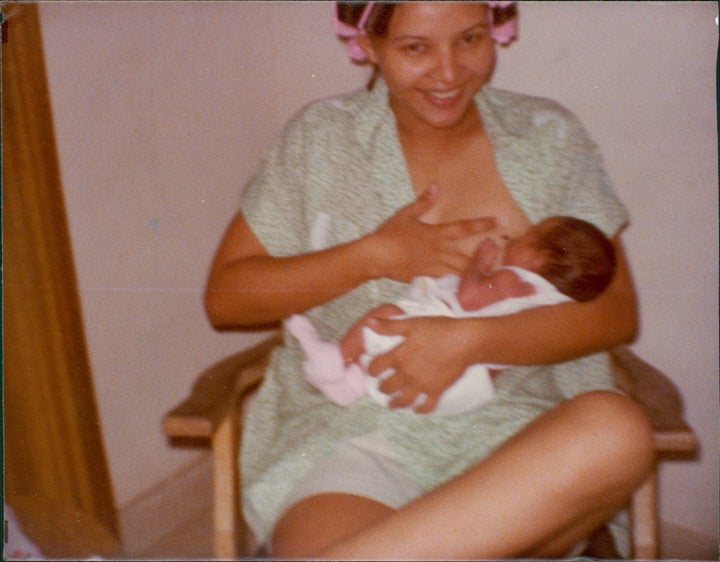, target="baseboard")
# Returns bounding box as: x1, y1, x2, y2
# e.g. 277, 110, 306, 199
119, 453, 213, 556
660, 520, 718, 560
